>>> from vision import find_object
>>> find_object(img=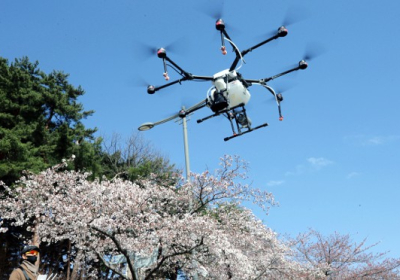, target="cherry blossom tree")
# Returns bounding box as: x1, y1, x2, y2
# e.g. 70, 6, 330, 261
0, 155, 311, 279
292, 229, 400, 279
